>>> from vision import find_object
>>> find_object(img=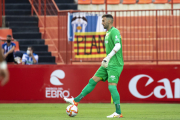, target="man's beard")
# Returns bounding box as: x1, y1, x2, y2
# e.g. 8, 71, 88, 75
103, 25, 107, 29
